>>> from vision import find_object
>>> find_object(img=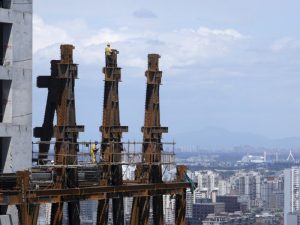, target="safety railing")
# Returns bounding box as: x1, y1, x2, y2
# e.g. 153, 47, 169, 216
32, 141, 176, 166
